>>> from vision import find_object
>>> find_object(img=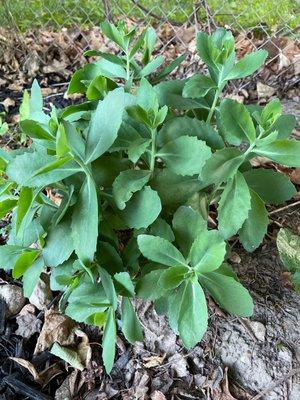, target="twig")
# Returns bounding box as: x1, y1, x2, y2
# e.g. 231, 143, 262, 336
251, 368, 300, 400
268, 200, 300, 216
